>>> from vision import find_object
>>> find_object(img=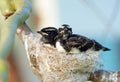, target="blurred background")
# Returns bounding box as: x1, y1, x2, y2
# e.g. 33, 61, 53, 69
0, 0, 120, 82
